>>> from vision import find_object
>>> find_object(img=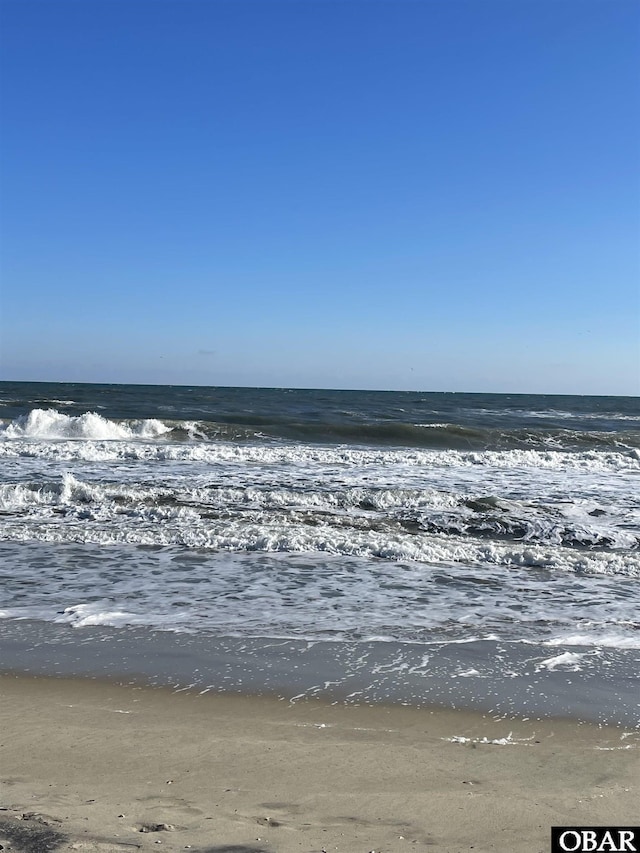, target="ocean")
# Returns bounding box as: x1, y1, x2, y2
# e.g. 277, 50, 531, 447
0, 382, 638, 724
